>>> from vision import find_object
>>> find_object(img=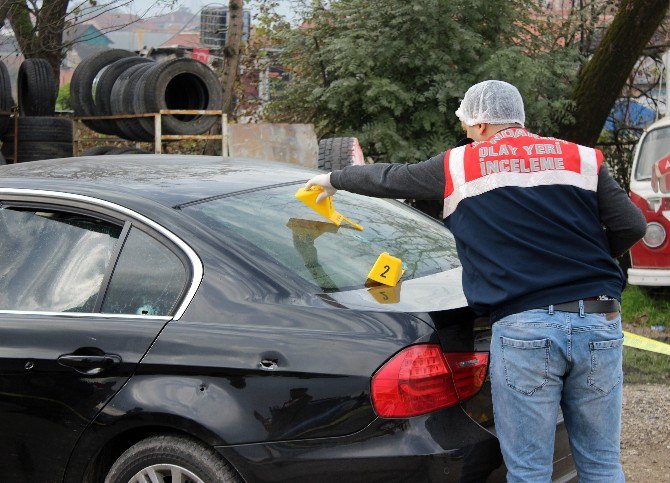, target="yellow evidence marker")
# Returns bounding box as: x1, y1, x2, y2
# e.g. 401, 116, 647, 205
367, 252, 404, 287
295, 186, 364, 231
368, 284, 402, 304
